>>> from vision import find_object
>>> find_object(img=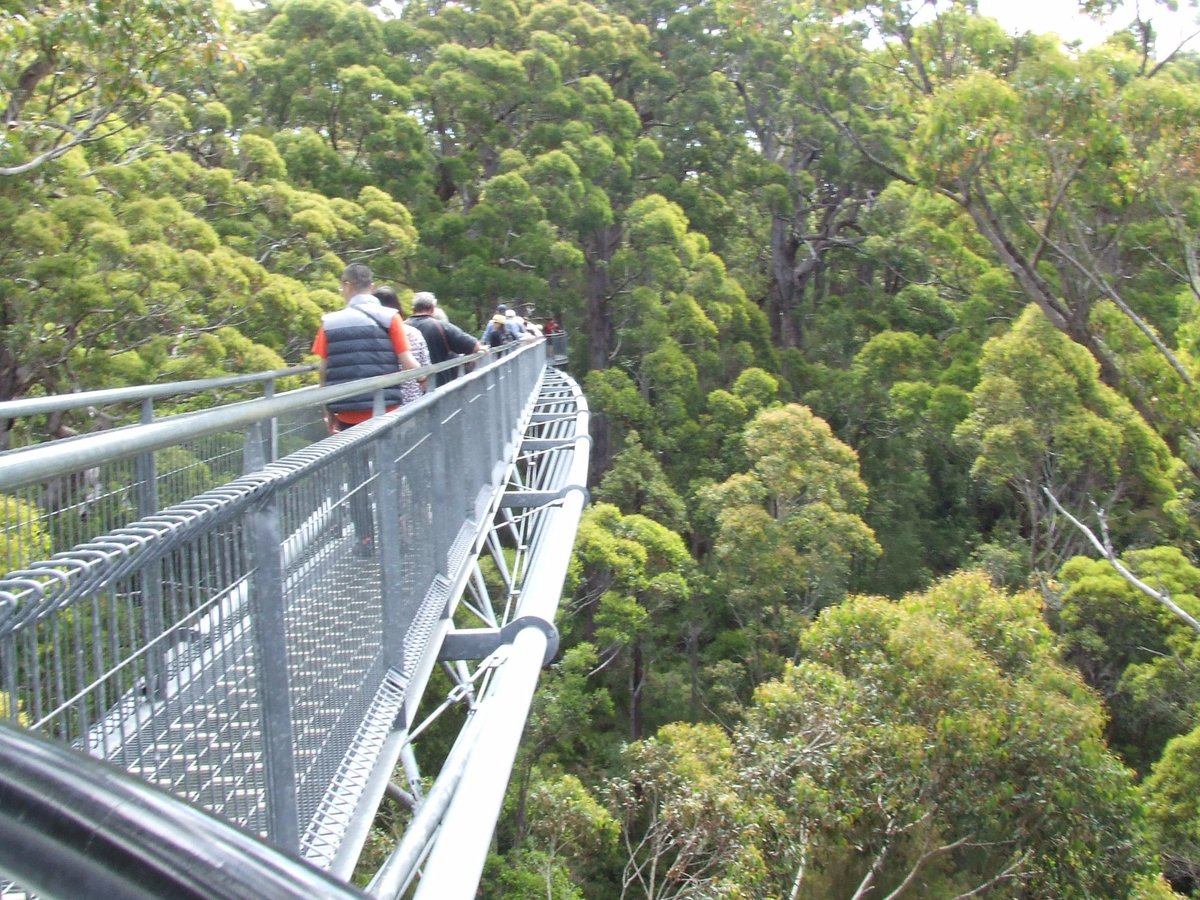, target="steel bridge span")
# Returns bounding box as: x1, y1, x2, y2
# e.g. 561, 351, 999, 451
0, 340, 588, 898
